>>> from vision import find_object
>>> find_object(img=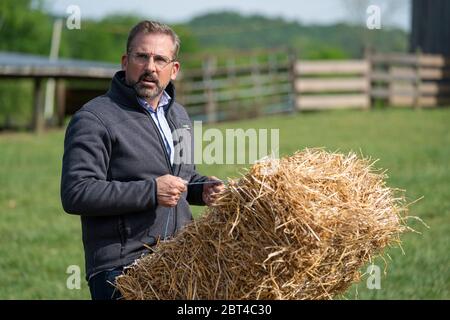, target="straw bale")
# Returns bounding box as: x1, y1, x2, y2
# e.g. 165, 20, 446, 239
116, 149, 410, 300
